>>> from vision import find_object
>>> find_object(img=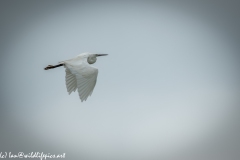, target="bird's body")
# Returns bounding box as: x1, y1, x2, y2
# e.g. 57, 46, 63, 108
45, 52, 108, 102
